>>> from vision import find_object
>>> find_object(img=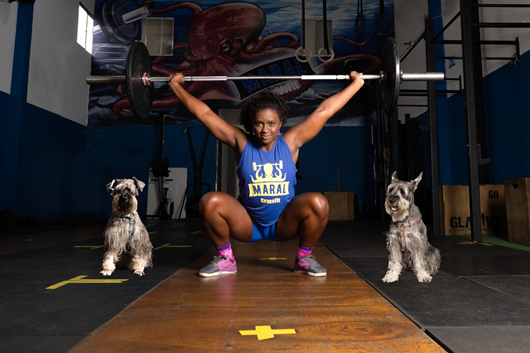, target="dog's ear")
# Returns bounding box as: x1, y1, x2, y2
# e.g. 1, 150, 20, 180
106, 180, 116, 192
133, 177, 145, 193
411, 172, 423, 191
391, 171, 399, 182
